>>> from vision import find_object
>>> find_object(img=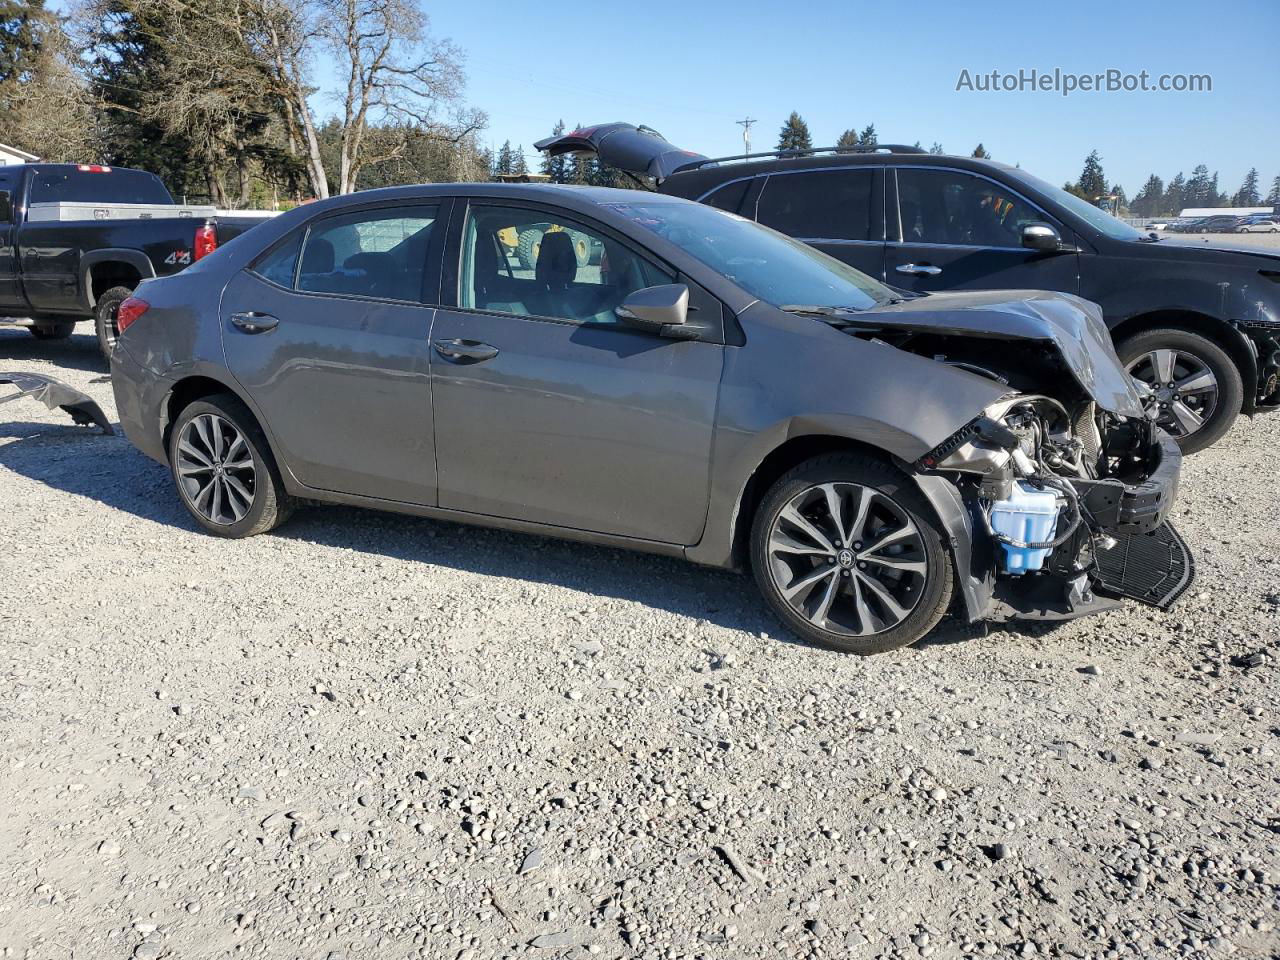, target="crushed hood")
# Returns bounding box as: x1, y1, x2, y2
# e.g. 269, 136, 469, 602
535, 123, 709, 181
840, 289, 1148, 418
